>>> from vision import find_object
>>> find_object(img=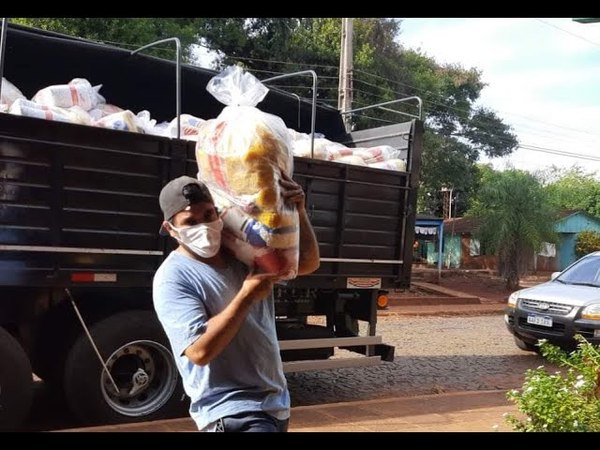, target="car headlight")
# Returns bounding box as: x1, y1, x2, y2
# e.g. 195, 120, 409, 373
507, 292, 520, 308
581, 304, 600, 320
